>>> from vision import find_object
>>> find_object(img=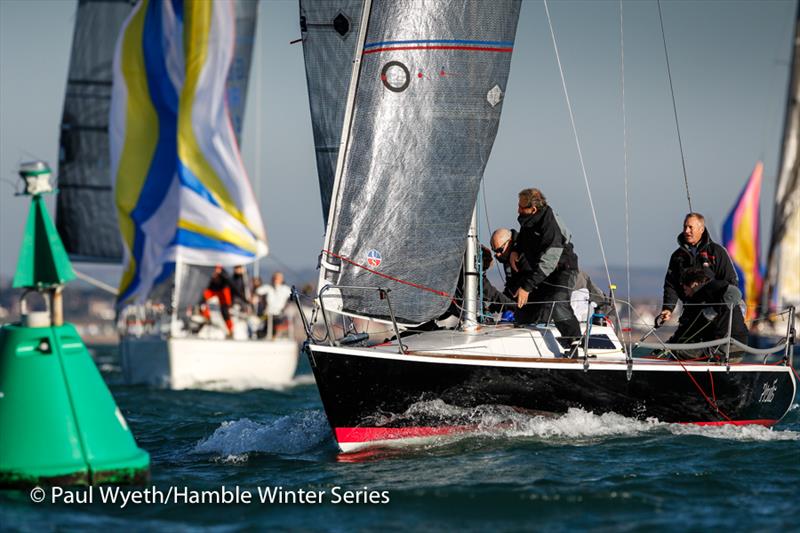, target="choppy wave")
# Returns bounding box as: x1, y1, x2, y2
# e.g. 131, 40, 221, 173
193, 410, 331, 458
